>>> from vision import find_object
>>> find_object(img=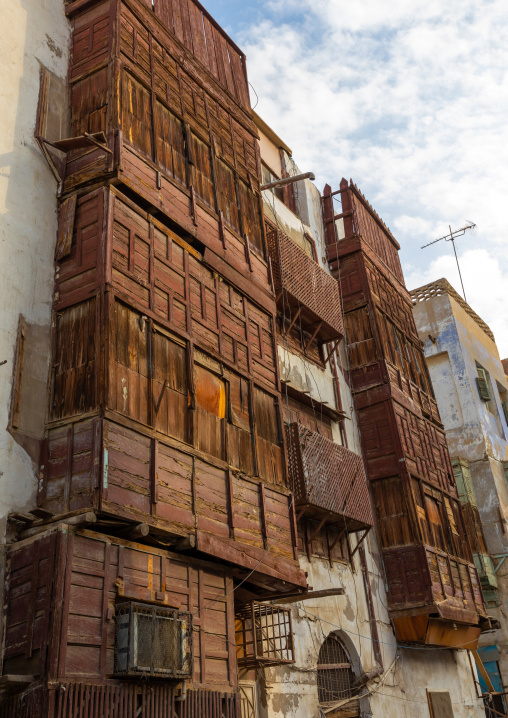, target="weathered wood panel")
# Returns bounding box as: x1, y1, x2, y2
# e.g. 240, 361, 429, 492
52, 297, 99, 419
384, 545, 484, 622
2, 528, 238, 688
326, 178, 486, 636
41, 418, 100, 514
2, 533, 58, 677
0, 682, 242, 718
54, 188, 275, 385
40, 418, 305, 590
63, 0, 263, 274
